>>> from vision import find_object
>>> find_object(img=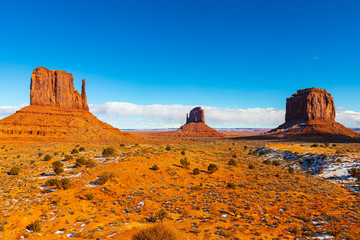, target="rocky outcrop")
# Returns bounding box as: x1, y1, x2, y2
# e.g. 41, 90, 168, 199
154, 106, 224, 138
268, 88, 360, 140
30, 67, 89, 111
285, 88, 335, 122
0, 67, 141, 143
186, 107, 205, 123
